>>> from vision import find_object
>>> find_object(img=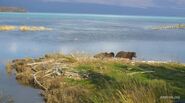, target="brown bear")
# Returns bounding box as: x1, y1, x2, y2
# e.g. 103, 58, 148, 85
94, 52, 114, 58
115, 51, 136, 60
